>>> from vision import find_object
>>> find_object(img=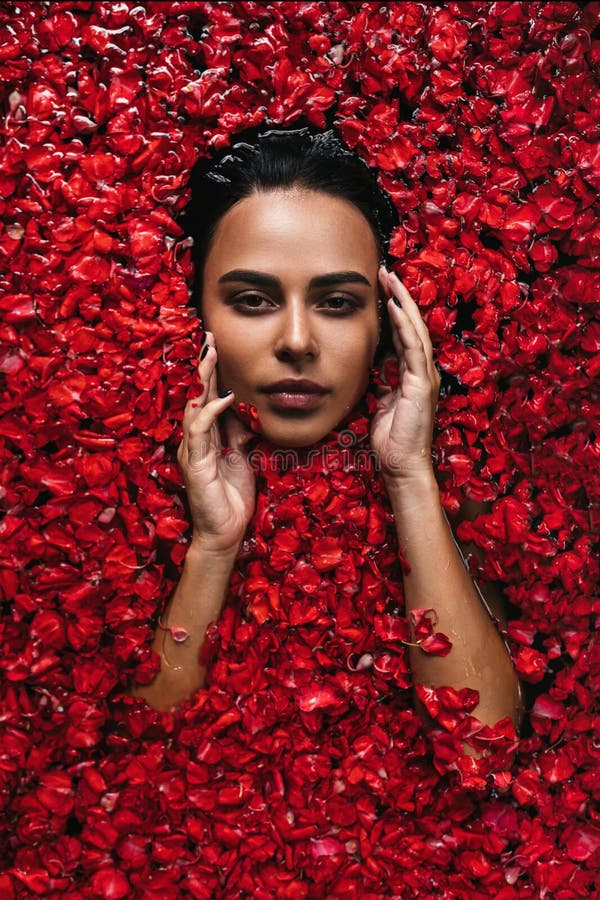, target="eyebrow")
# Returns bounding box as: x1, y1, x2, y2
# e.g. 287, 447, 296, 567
218, 269, 372, 289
